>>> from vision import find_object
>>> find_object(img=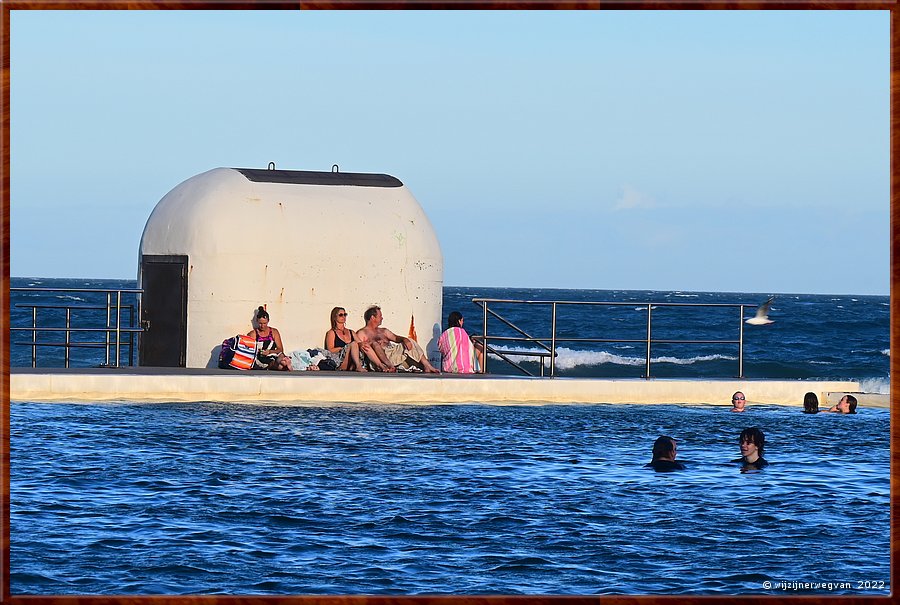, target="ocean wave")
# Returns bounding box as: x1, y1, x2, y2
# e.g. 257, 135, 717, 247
881, 349, 890, 356
859, 377, 890, 394
650, 354, 737, 366
489, 347, 736, 370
